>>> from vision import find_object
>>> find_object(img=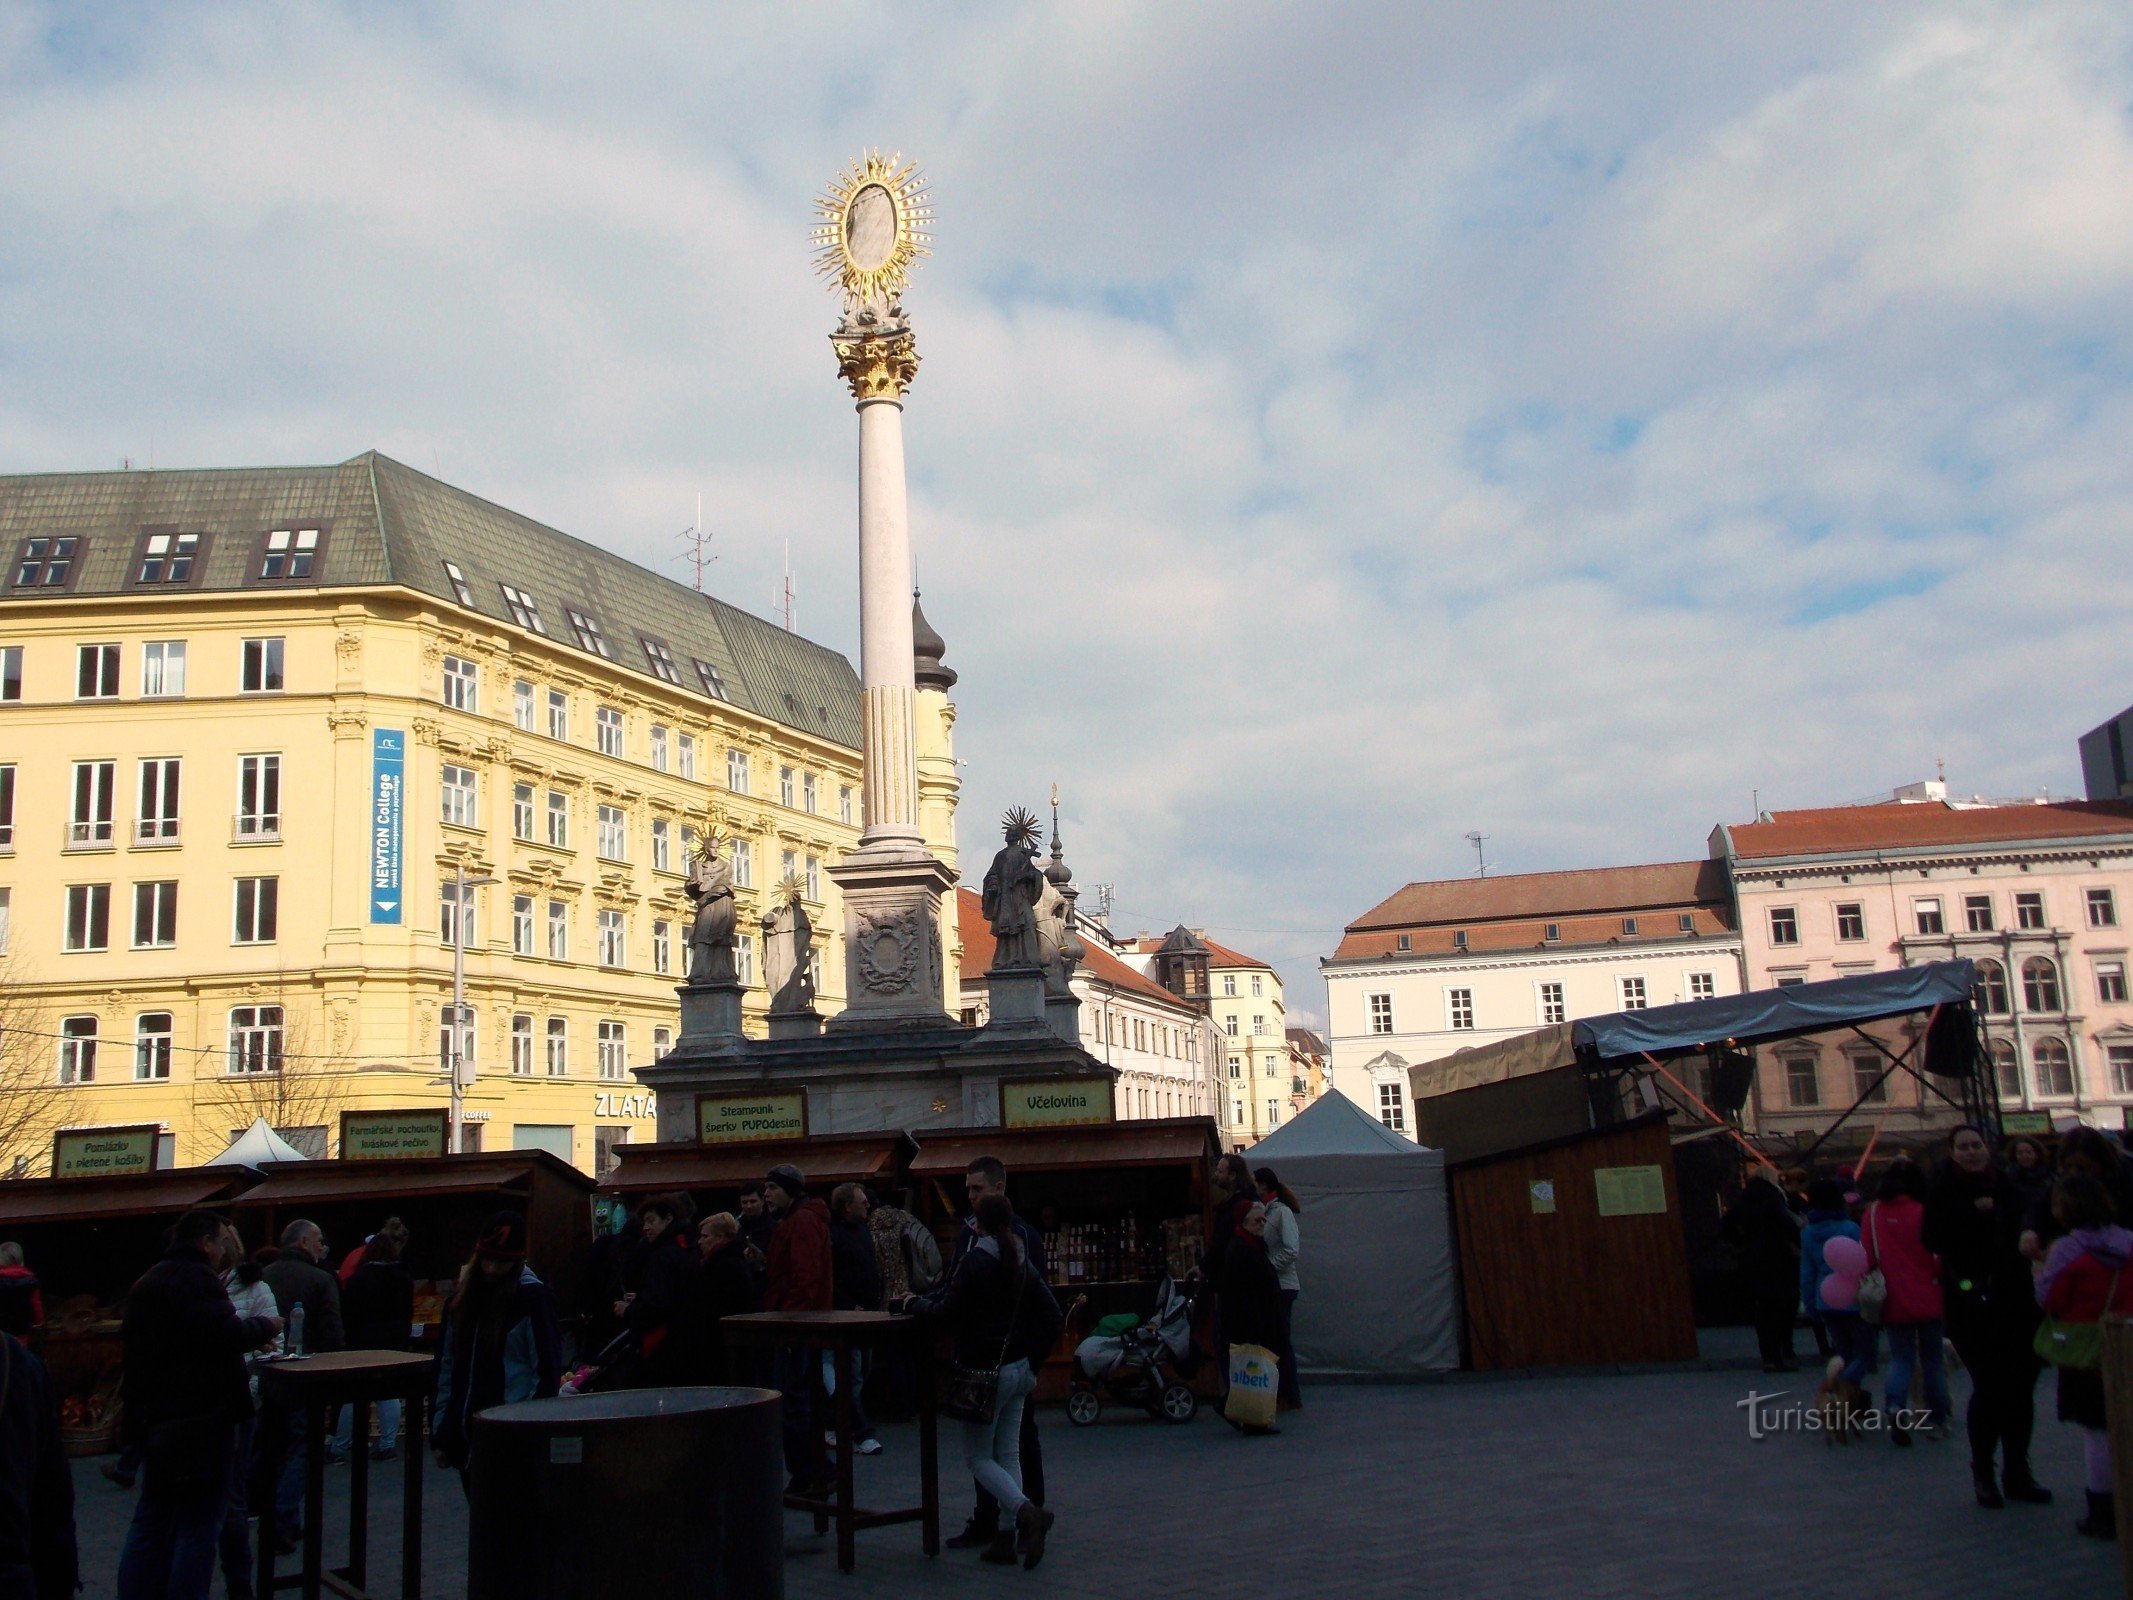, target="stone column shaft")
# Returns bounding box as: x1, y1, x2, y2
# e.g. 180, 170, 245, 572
856, 396, 920, 847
